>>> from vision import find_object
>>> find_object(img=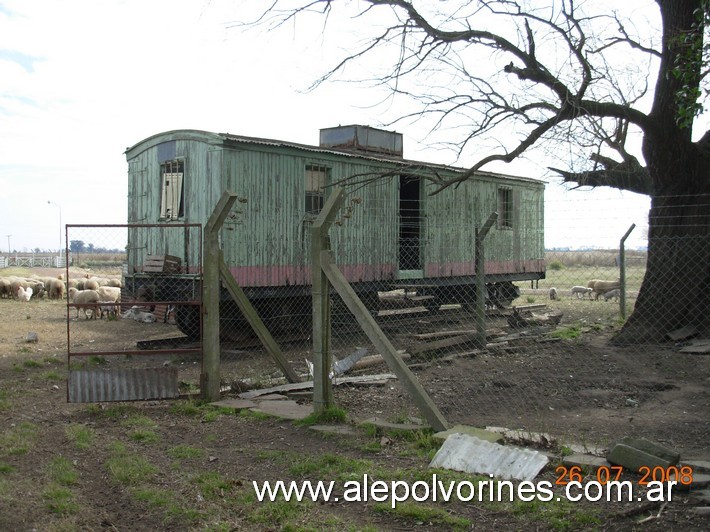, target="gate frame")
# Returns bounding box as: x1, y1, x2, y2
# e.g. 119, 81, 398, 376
65, 222, 203, 403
